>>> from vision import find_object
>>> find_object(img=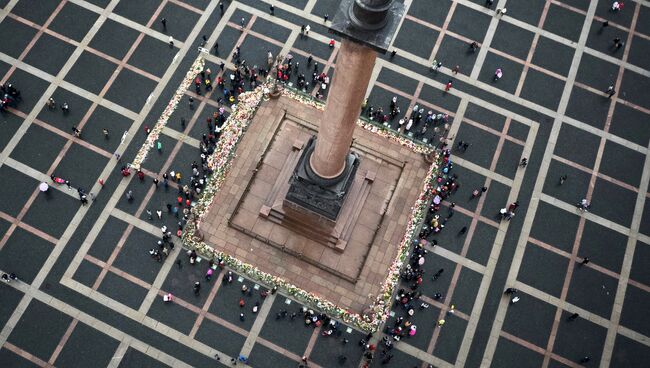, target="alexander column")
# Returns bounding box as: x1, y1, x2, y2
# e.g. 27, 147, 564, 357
285, 0, 405, 222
